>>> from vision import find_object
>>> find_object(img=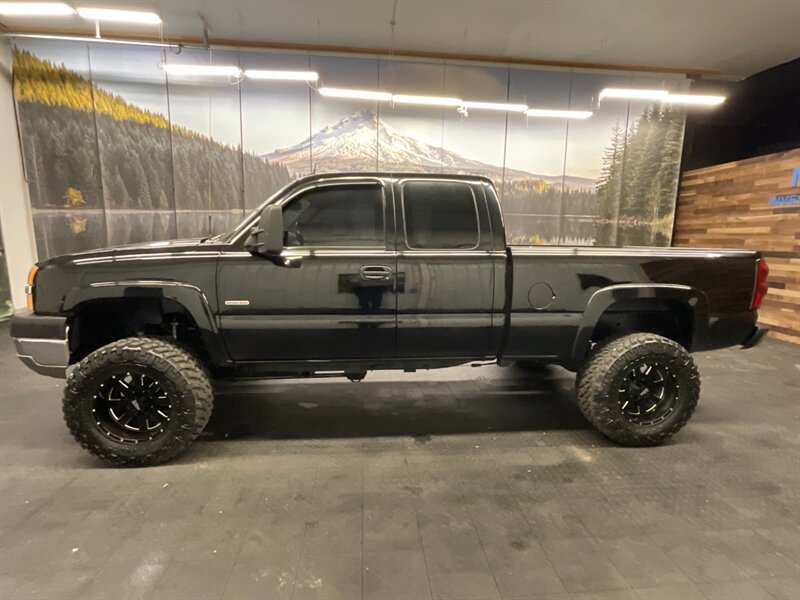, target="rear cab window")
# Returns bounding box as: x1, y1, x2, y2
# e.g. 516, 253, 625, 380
401, 181, 480, 249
